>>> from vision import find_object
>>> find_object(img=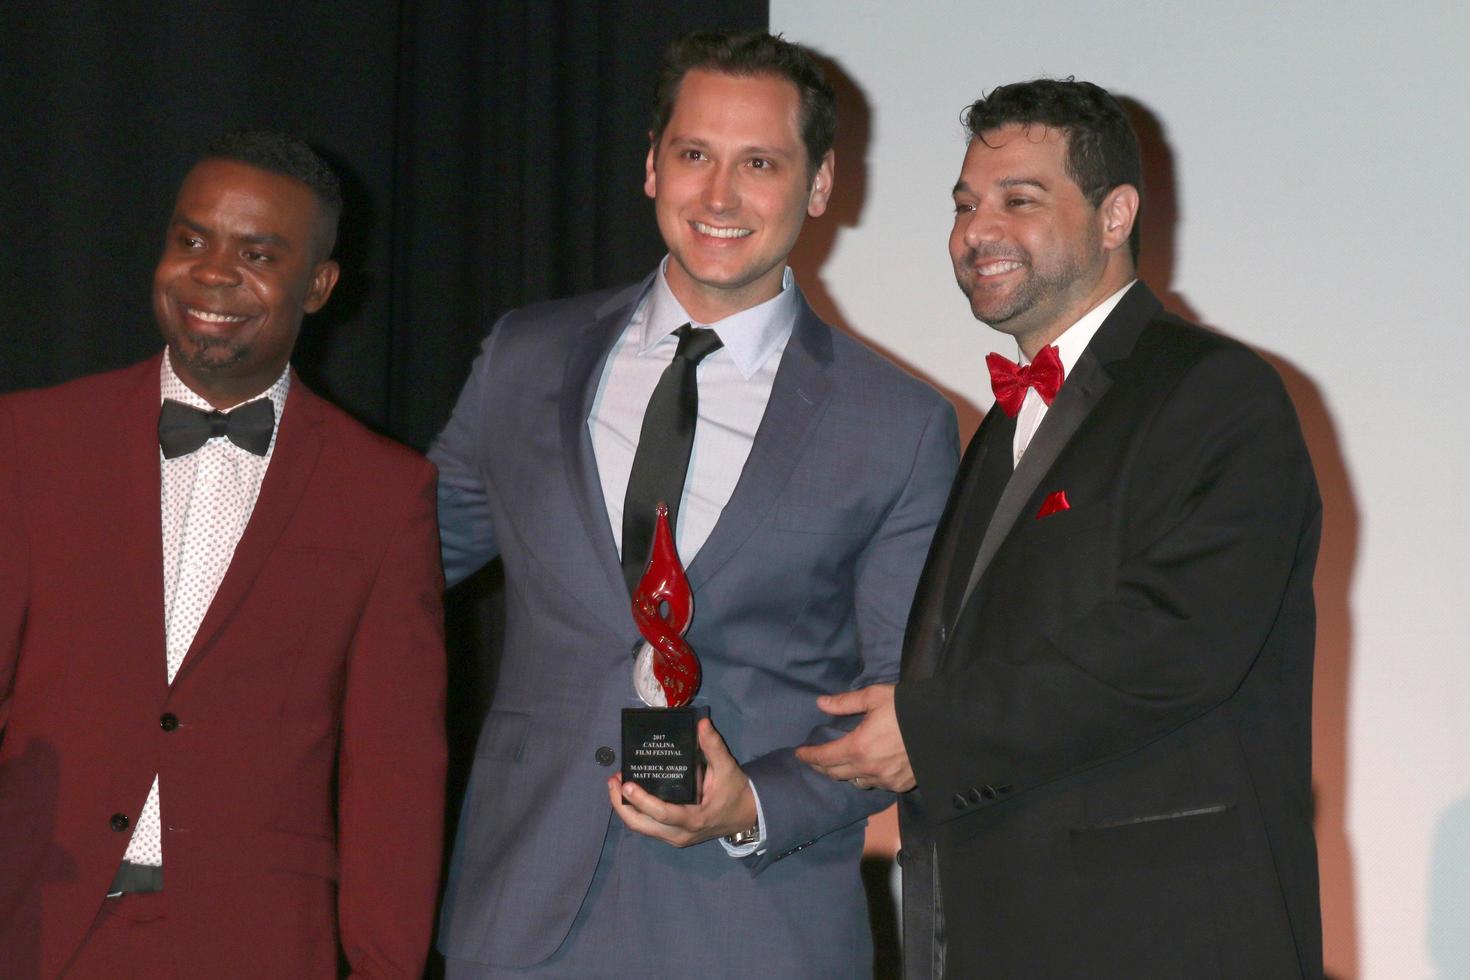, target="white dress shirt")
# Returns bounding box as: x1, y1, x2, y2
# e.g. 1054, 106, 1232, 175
587, 258, 799, 855
122, 353, 288, 868
589, 258, 796, 563
1012, 280, 1136, 466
